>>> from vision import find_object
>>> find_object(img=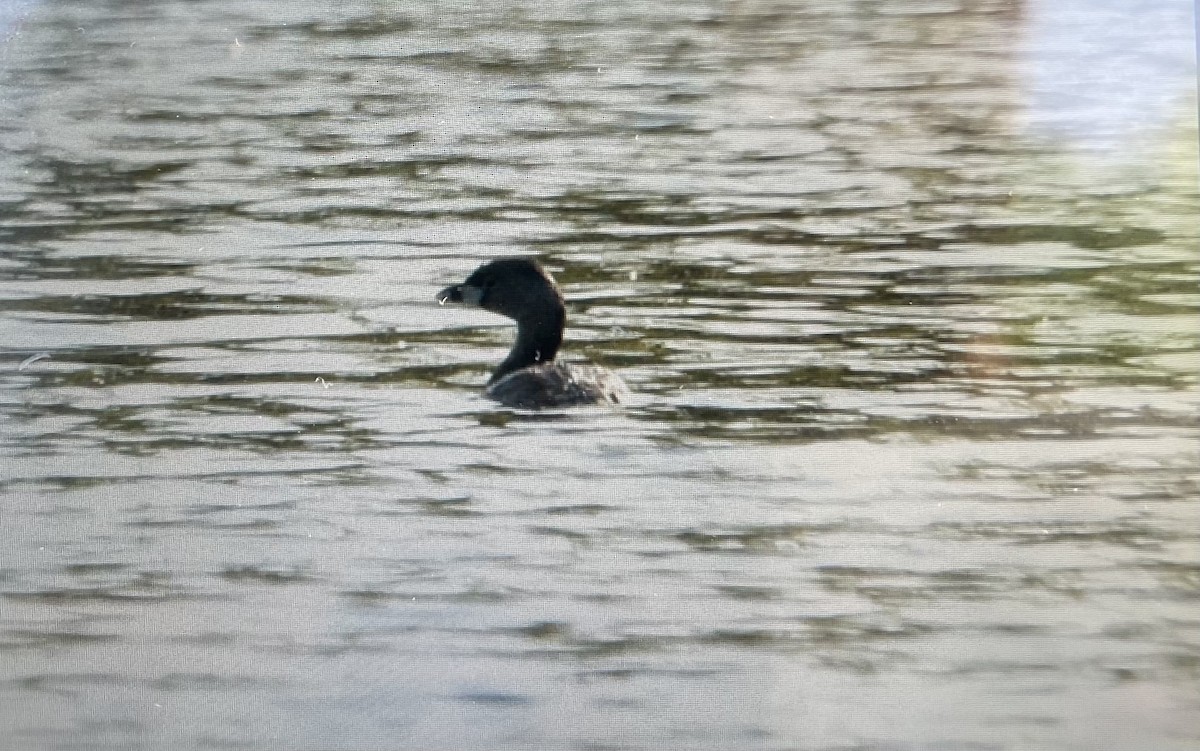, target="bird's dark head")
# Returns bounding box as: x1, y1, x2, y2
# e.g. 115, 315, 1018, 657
437, 257, 564, 324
